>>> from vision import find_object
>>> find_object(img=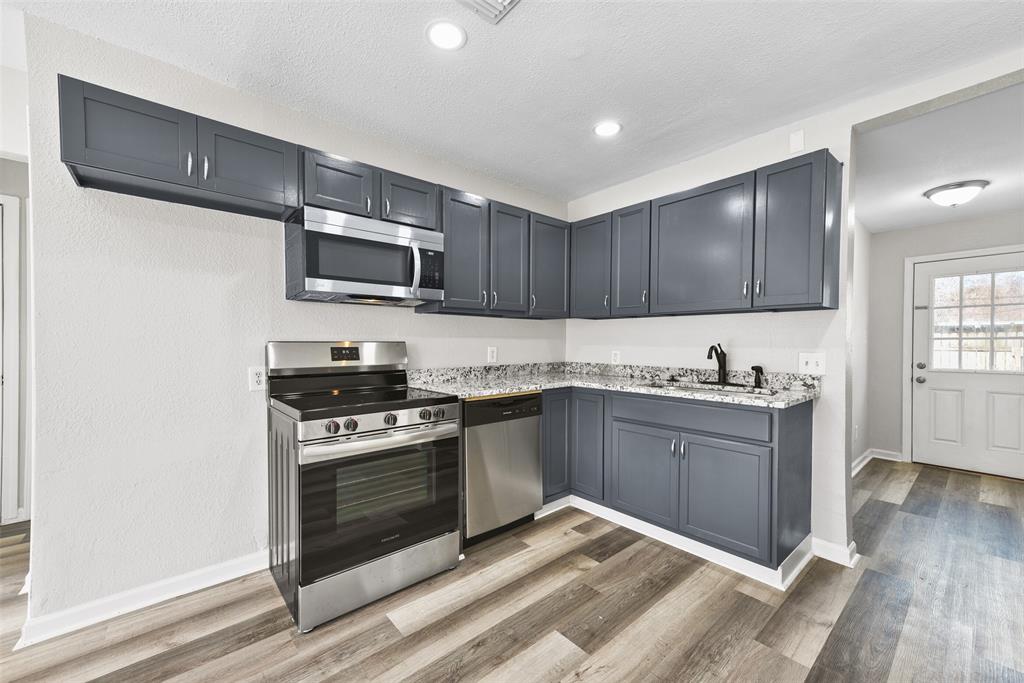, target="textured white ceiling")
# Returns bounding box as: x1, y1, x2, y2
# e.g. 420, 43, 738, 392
17, 0, 1024, 201
855, 83, 1024, 233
